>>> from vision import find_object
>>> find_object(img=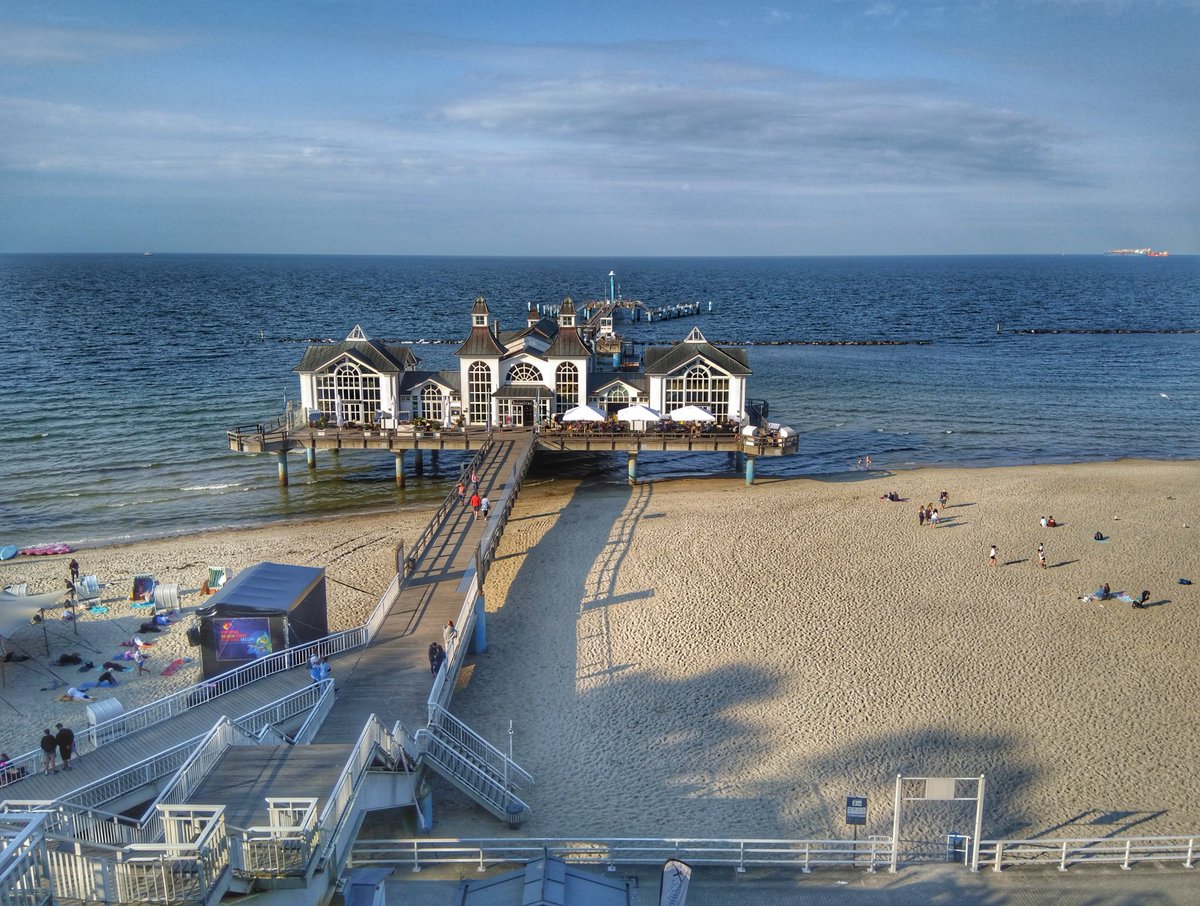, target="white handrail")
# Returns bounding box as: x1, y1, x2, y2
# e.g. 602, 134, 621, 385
978, 834, 1200, 872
